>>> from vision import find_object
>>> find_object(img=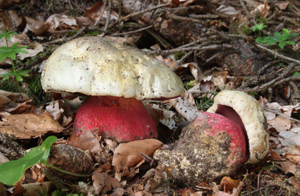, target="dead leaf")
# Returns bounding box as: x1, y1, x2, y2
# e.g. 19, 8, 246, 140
0, 0, 25, 9
219, 177, 241, 193
280, 160, 297, 175
170, 96, 198, 121
48, 144, 94, 180
276, 2, 290, 10
0, 90, 30, 102
18, 43, 43, 60
212, 71, 227, 89
18, 182, 52, 196
68, 131, 101, 153
112, 139, 163, 173
4, 99, 33, 114
92, 169, 121, 195
250, 3, 270, 18
24, 17, 52, 35
216, 5, 240, 15
0, 112, 63, 139
46, 14, 77, 30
